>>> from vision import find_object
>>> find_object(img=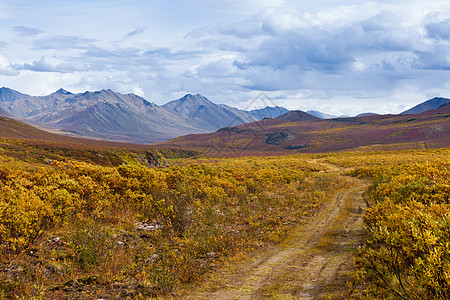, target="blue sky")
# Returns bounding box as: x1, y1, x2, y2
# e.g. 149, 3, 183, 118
1, 0, 450, 115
